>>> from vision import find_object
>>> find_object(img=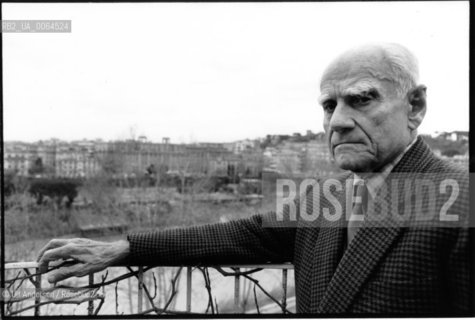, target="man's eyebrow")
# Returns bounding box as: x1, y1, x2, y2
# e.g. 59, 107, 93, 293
318, 93, 332, 105
342, 82, 380, 97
